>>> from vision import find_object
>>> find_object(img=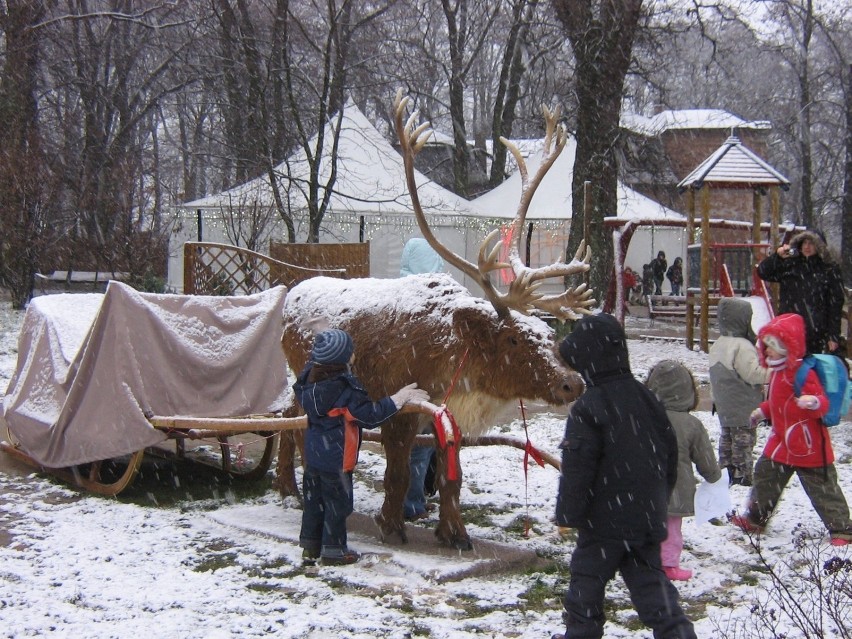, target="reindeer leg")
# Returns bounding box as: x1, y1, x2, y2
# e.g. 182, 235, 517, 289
374, 418, 418, 544
274, 404, 305, 499
274, 431, 303, 498
434, 444, 473, 551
